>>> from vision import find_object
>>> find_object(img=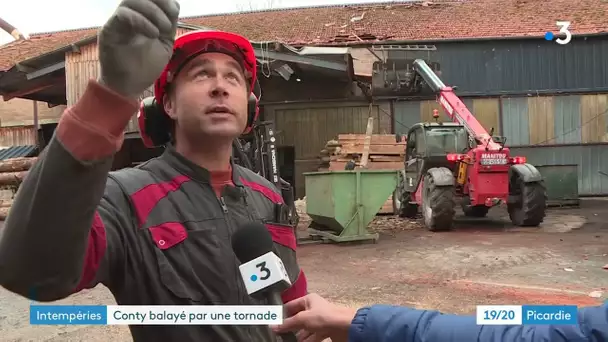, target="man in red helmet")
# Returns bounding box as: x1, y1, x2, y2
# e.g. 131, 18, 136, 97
0, 0, 307, 341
